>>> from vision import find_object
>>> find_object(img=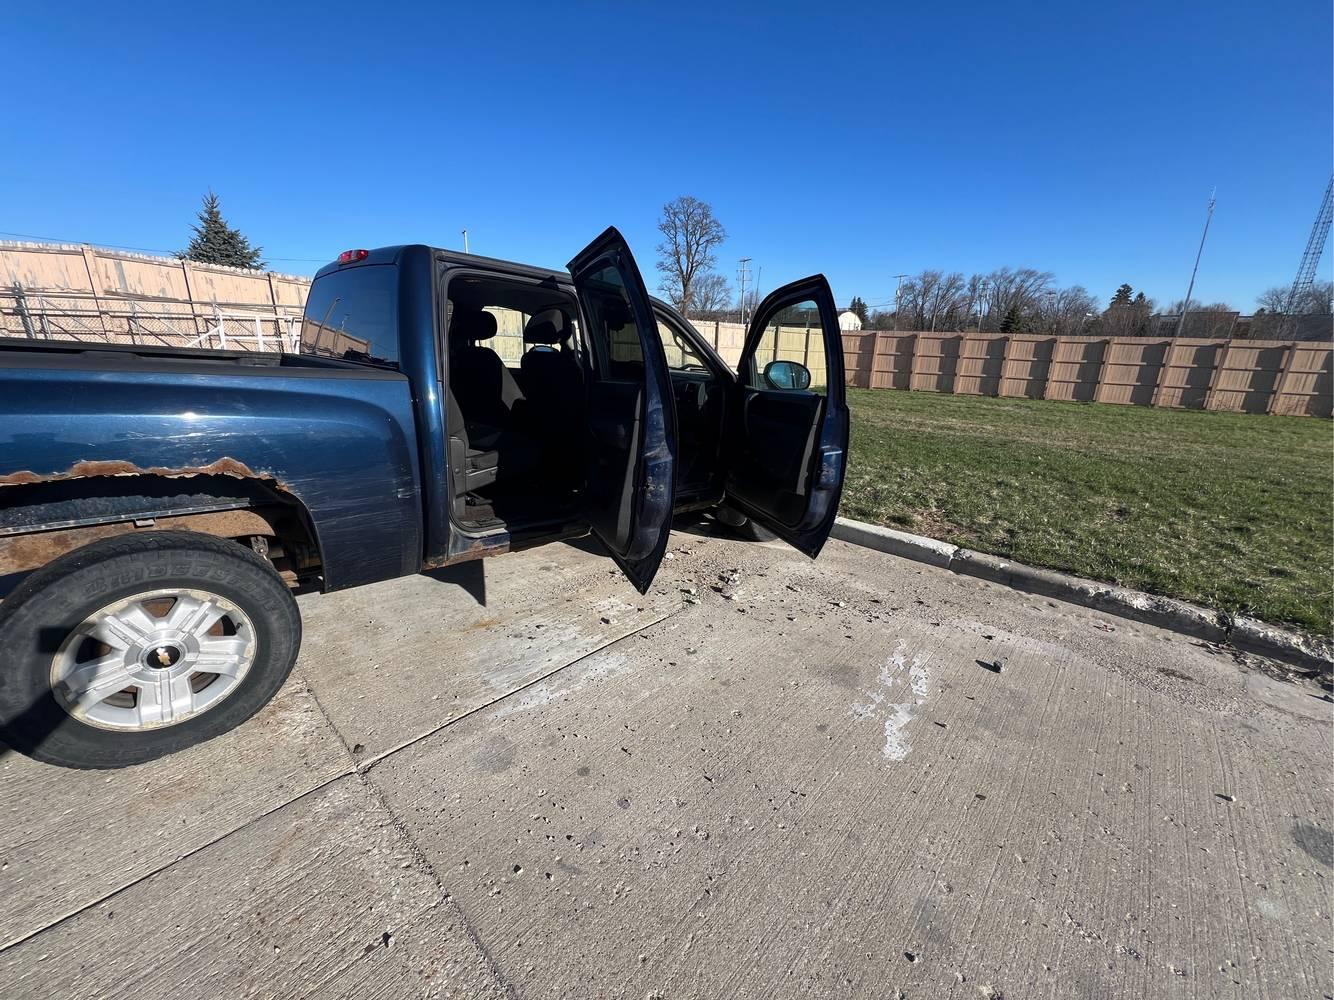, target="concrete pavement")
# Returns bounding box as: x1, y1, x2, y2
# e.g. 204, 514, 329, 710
1, 526, 1330, 999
